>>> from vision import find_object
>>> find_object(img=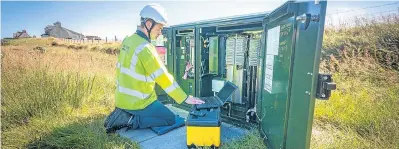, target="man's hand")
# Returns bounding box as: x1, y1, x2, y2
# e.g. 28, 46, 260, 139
185, 95, 205, 105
